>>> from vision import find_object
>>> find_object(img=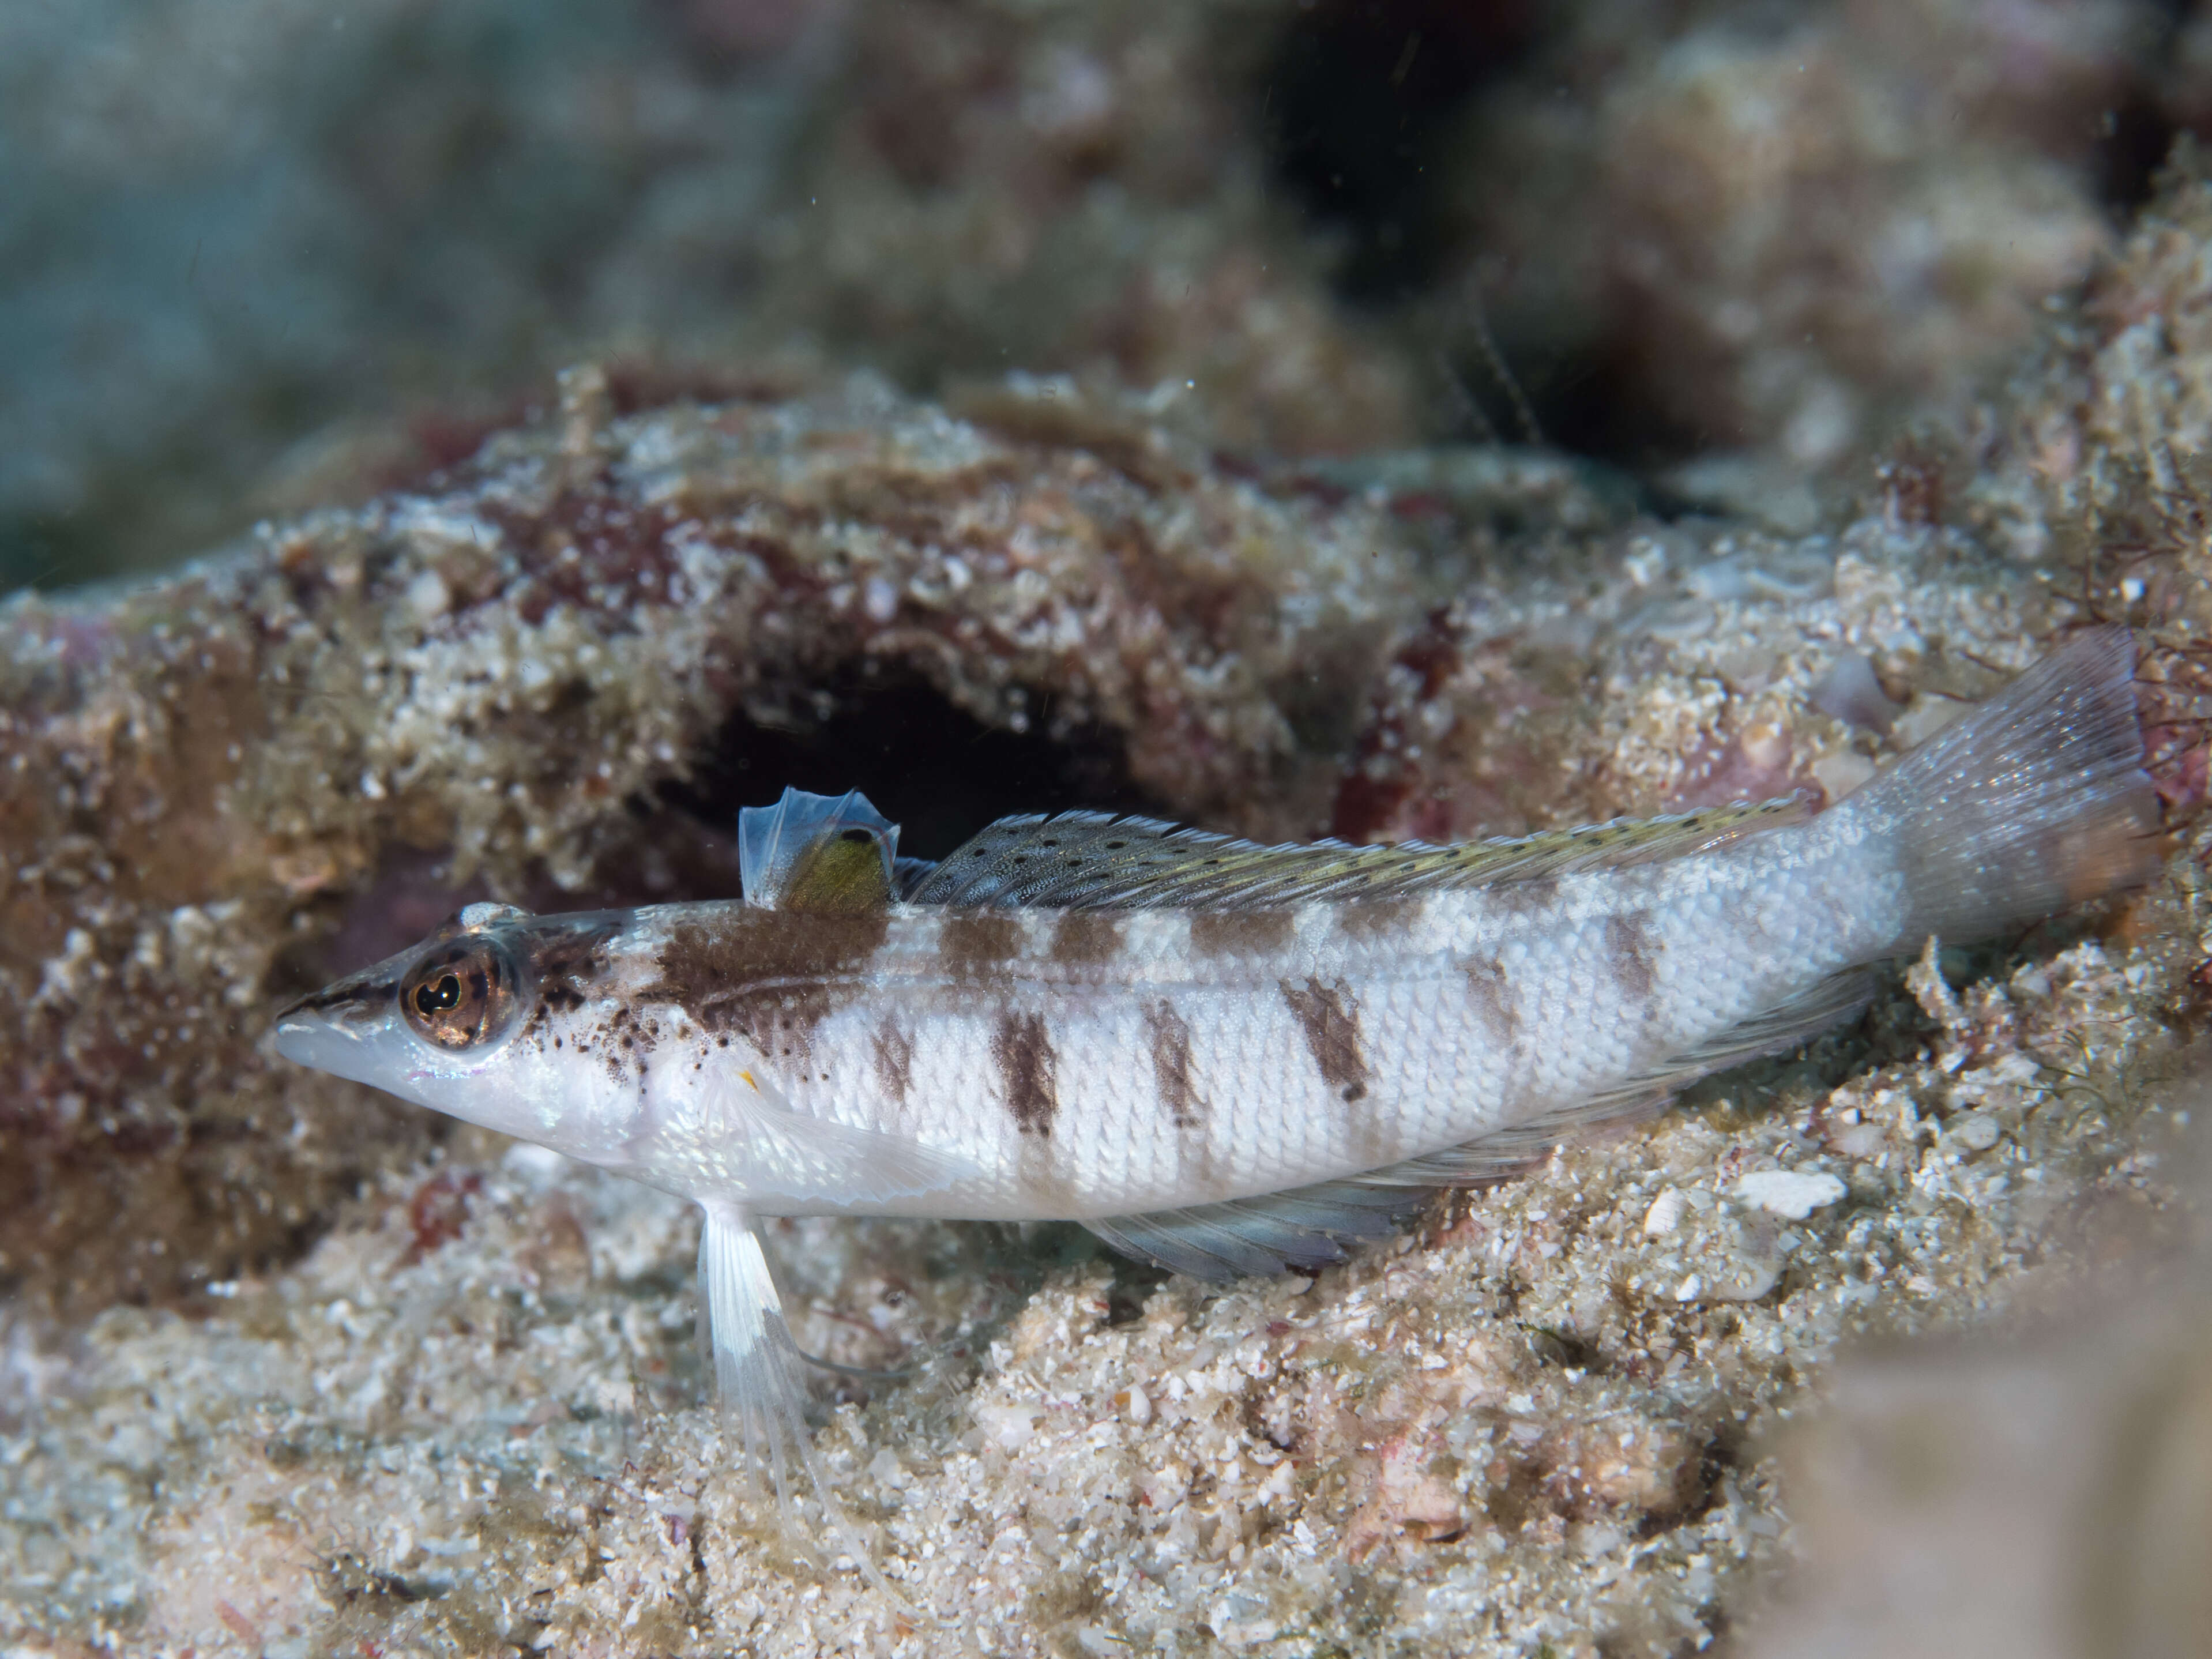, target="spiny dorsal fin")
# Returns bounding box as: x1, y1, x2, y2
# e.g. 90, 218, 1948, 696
906, 796, 1811, 911
738, 787, 900, 913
